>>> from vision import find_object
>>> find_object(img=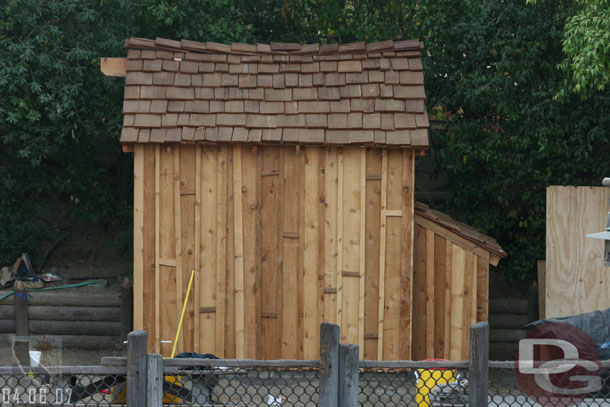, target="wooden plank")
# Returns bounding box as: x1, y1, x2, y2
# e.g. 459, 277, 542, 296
469, 322, 489, 407
433, 235, 447, 358
444, 240, 452, 360
364, 149, 381, 360
216, 146, 228, 357
179, 145, 196, 352
281, 148, 300, 358
261, 147, 280, 359
255, 148, 263, 359
399, 148, 414, 360
323, 148, 339, 326
461, 251, 474, 359
133, 145, 144, 332
414, 215, 490, 260
201, 146, 218, 354
338, 344, 359, 407
476, 256, 489, 322
194, 146, 201, 353
425, 229, 435, 359
159, 146, 176, 356
146, 354, 163, 407
224, 146, 236, 358
377, 150, 387, 360
154, 145, 161, 348
232, 145, 245, 358
382, 149, 402, 360
449, 244, 465, 361
172, 146, 184, 352
28, 306, 121, 322
14, 285, 28, 336
143, 145, 156, 348
336, 151, 344, 337
358, 148, 366, 358
100, 57, 127, 77
537, 260, 545, 319
341, 148, 361, 346
241, 147, 259, 358
298, 149, 305, 360
319, 323, 340, 407
303, 147, 320, 359
412, 224, 427, 360
275, 148, 285, 359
